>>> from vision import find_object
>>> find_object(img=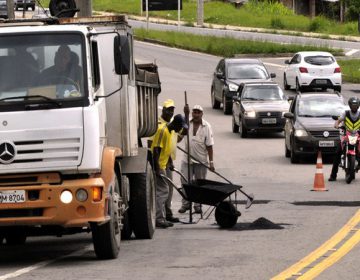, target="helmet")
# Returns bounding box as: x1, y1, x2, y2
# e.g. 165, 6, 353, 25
348, 97, 360, 107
